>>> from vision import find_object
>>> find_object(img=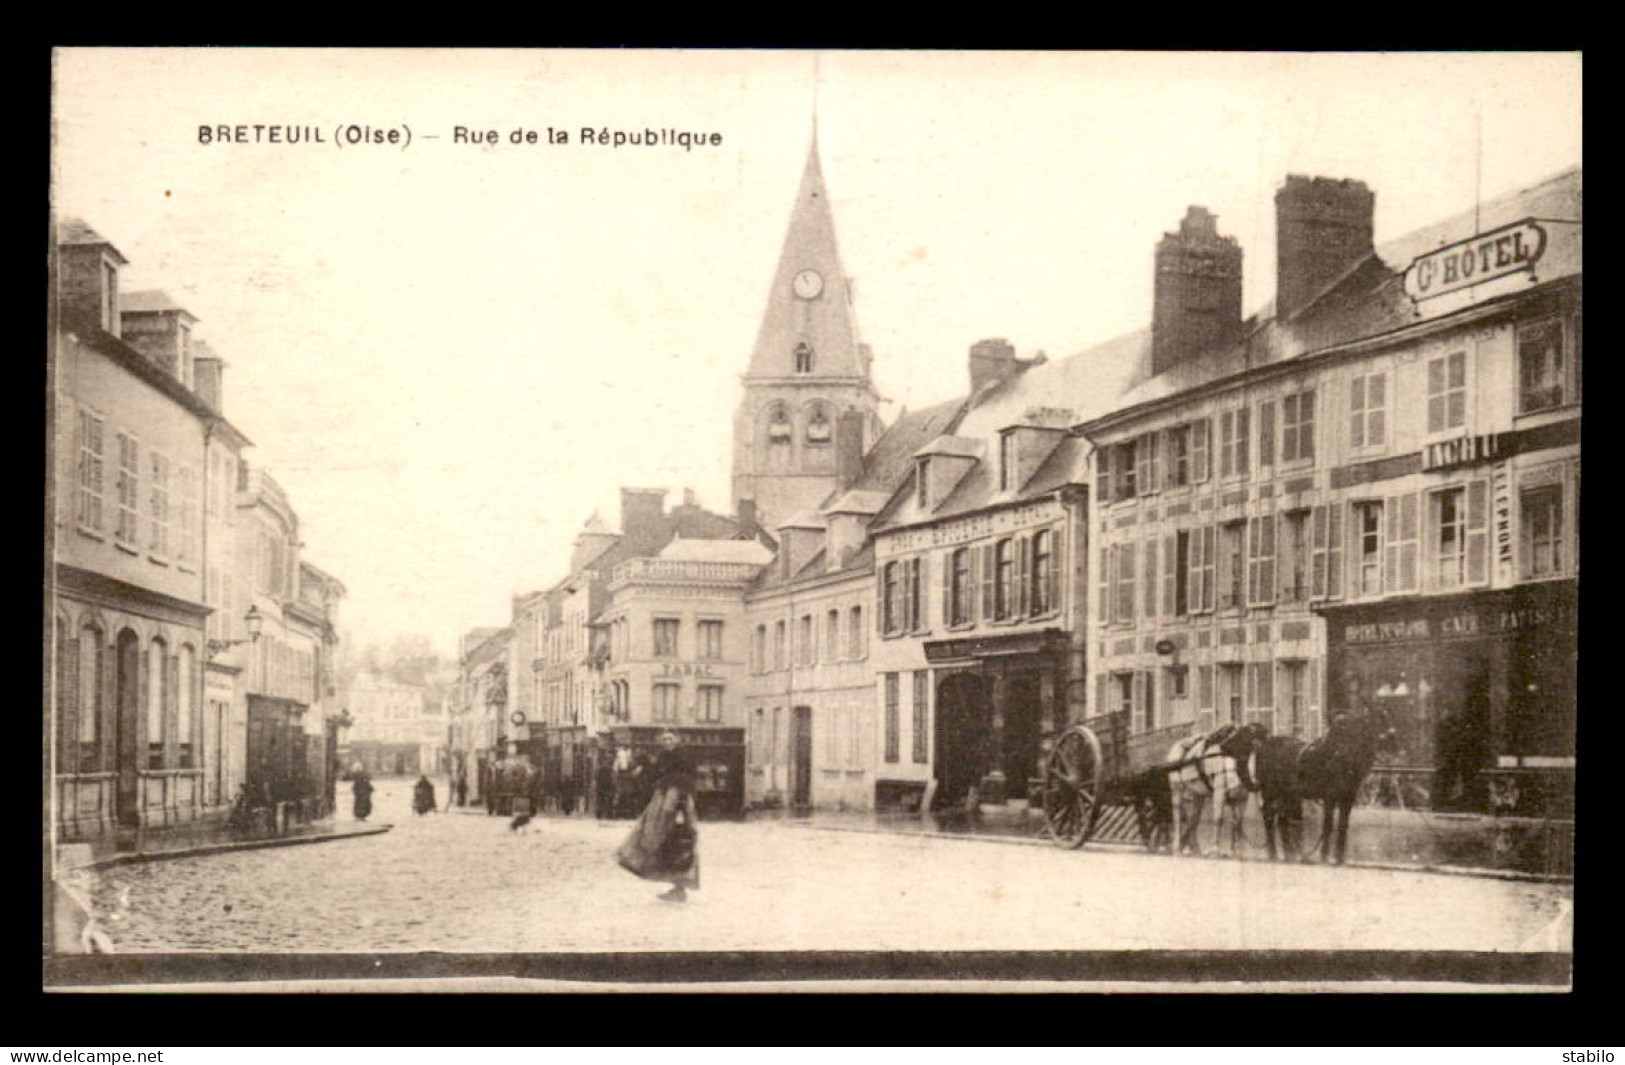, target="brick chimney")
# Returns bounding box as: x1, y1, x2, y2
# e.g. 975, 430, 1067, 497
619, 488, 667, 550
1151, 206, 1243, 376
1275, 175, 1375, 320
56, 220, 128, 337
968, 338, 1019, 394
776, 514, 826, 581
193, 356, 224, 411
